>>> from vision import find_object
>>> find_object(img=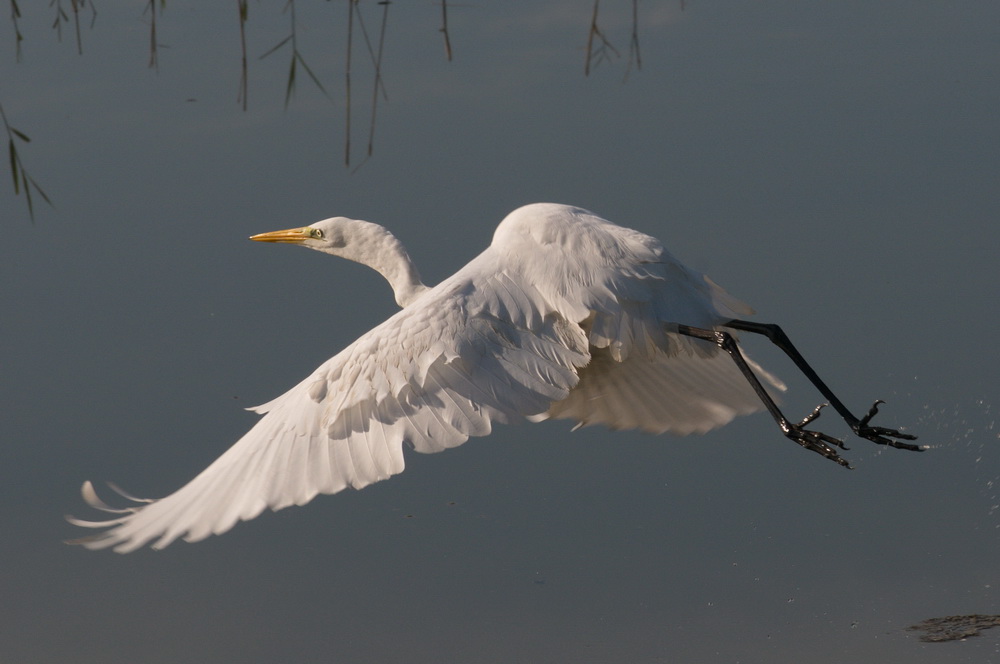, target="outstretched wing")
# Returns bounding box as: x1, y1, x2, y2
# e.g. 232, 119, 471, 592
69, 250, 590, 552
